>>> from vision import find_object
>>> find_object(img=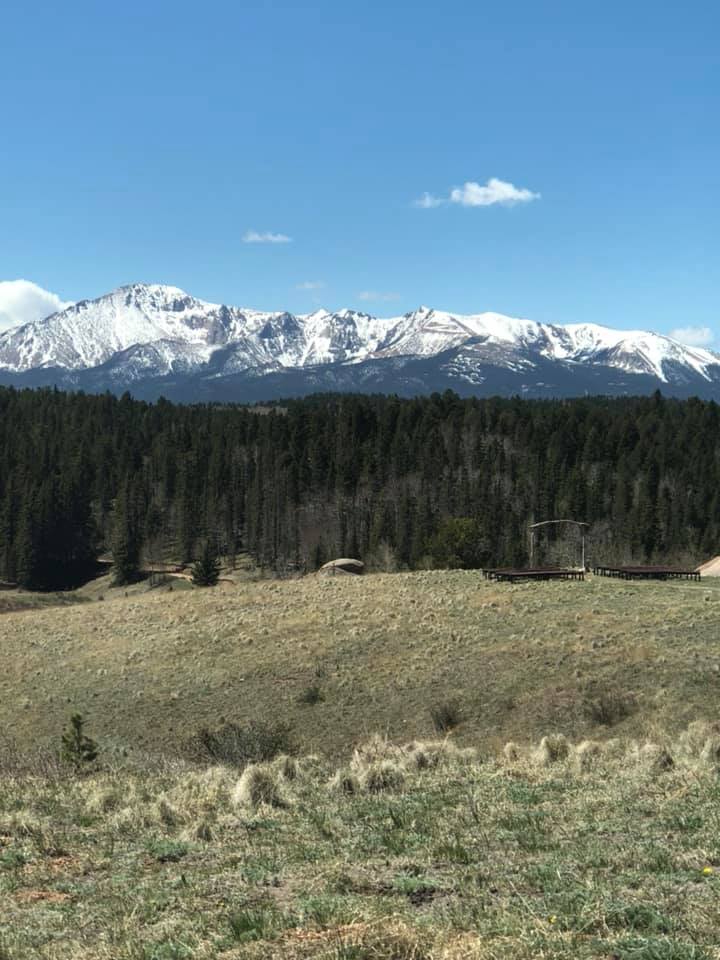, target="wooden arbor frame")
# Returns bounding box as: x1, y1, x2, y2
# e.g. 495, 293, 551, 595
529, 519, 589, 571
